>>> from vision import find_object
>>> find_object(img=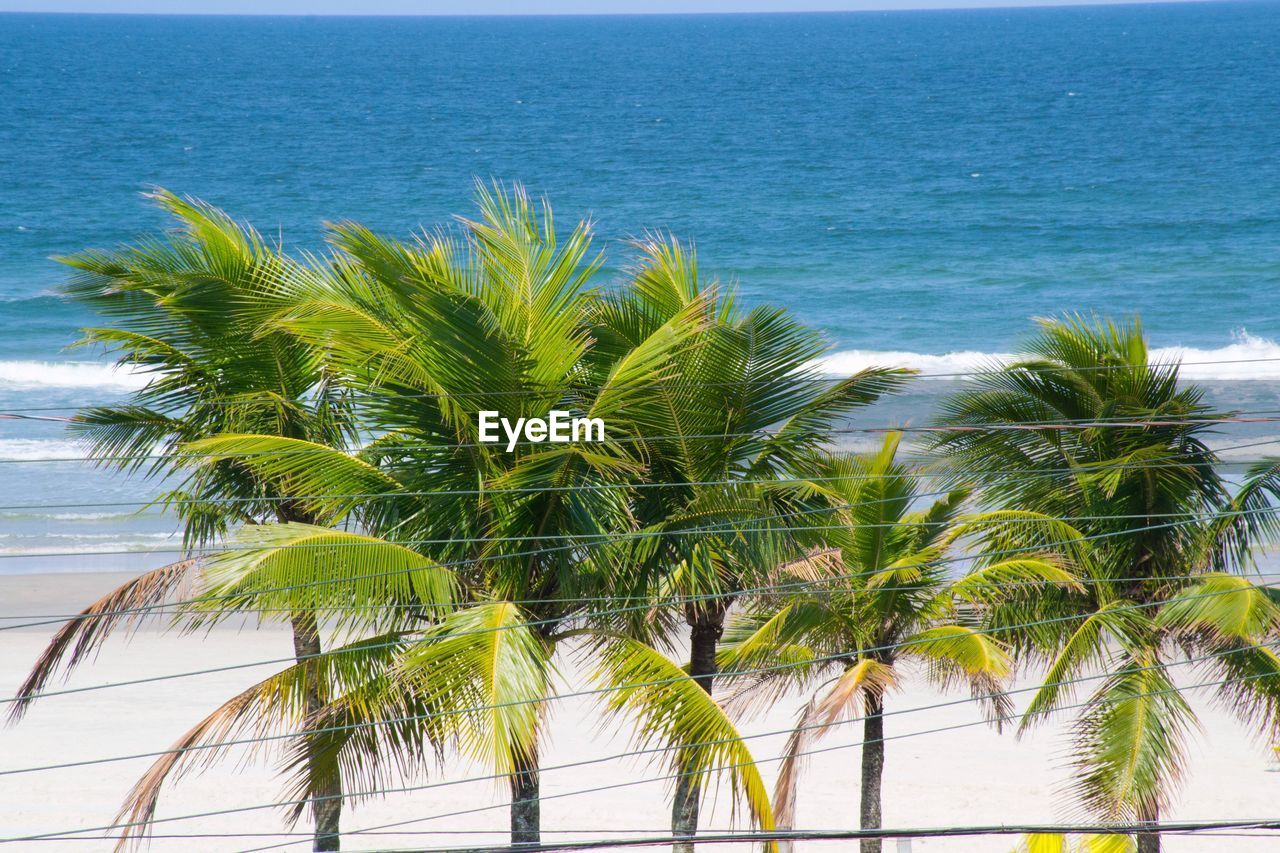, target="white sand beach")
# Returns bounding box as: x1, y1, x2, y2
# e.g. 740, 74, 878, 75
1, 572, 1276, 852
